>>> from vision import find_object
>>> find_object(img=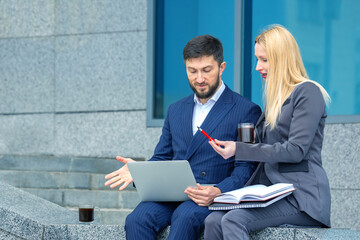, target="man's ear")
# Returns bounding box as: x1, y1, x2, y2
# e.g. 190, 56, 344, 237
219, 62, 226, 76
